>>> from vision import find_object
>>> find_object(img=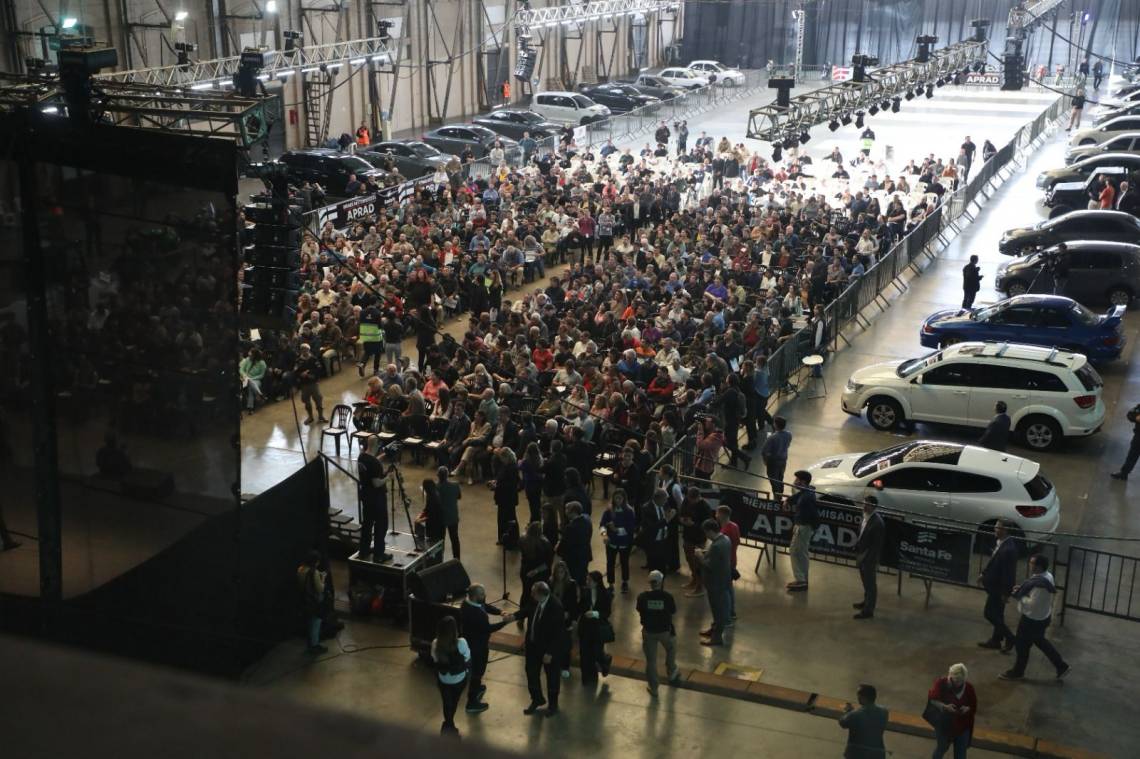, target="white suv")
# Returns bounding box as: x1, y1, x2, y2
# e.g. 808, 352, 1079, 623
687, 60, 746, 86
531, 91, 610, 125
841, 342, 1105, 451
657, 67, 710, 90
